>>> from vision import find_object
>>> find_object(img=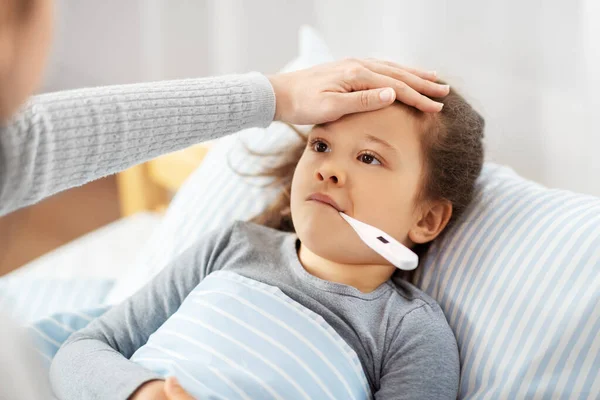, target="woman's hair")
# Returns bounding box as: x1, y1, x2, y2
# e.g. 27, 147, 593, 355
247, 85, 485, 260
